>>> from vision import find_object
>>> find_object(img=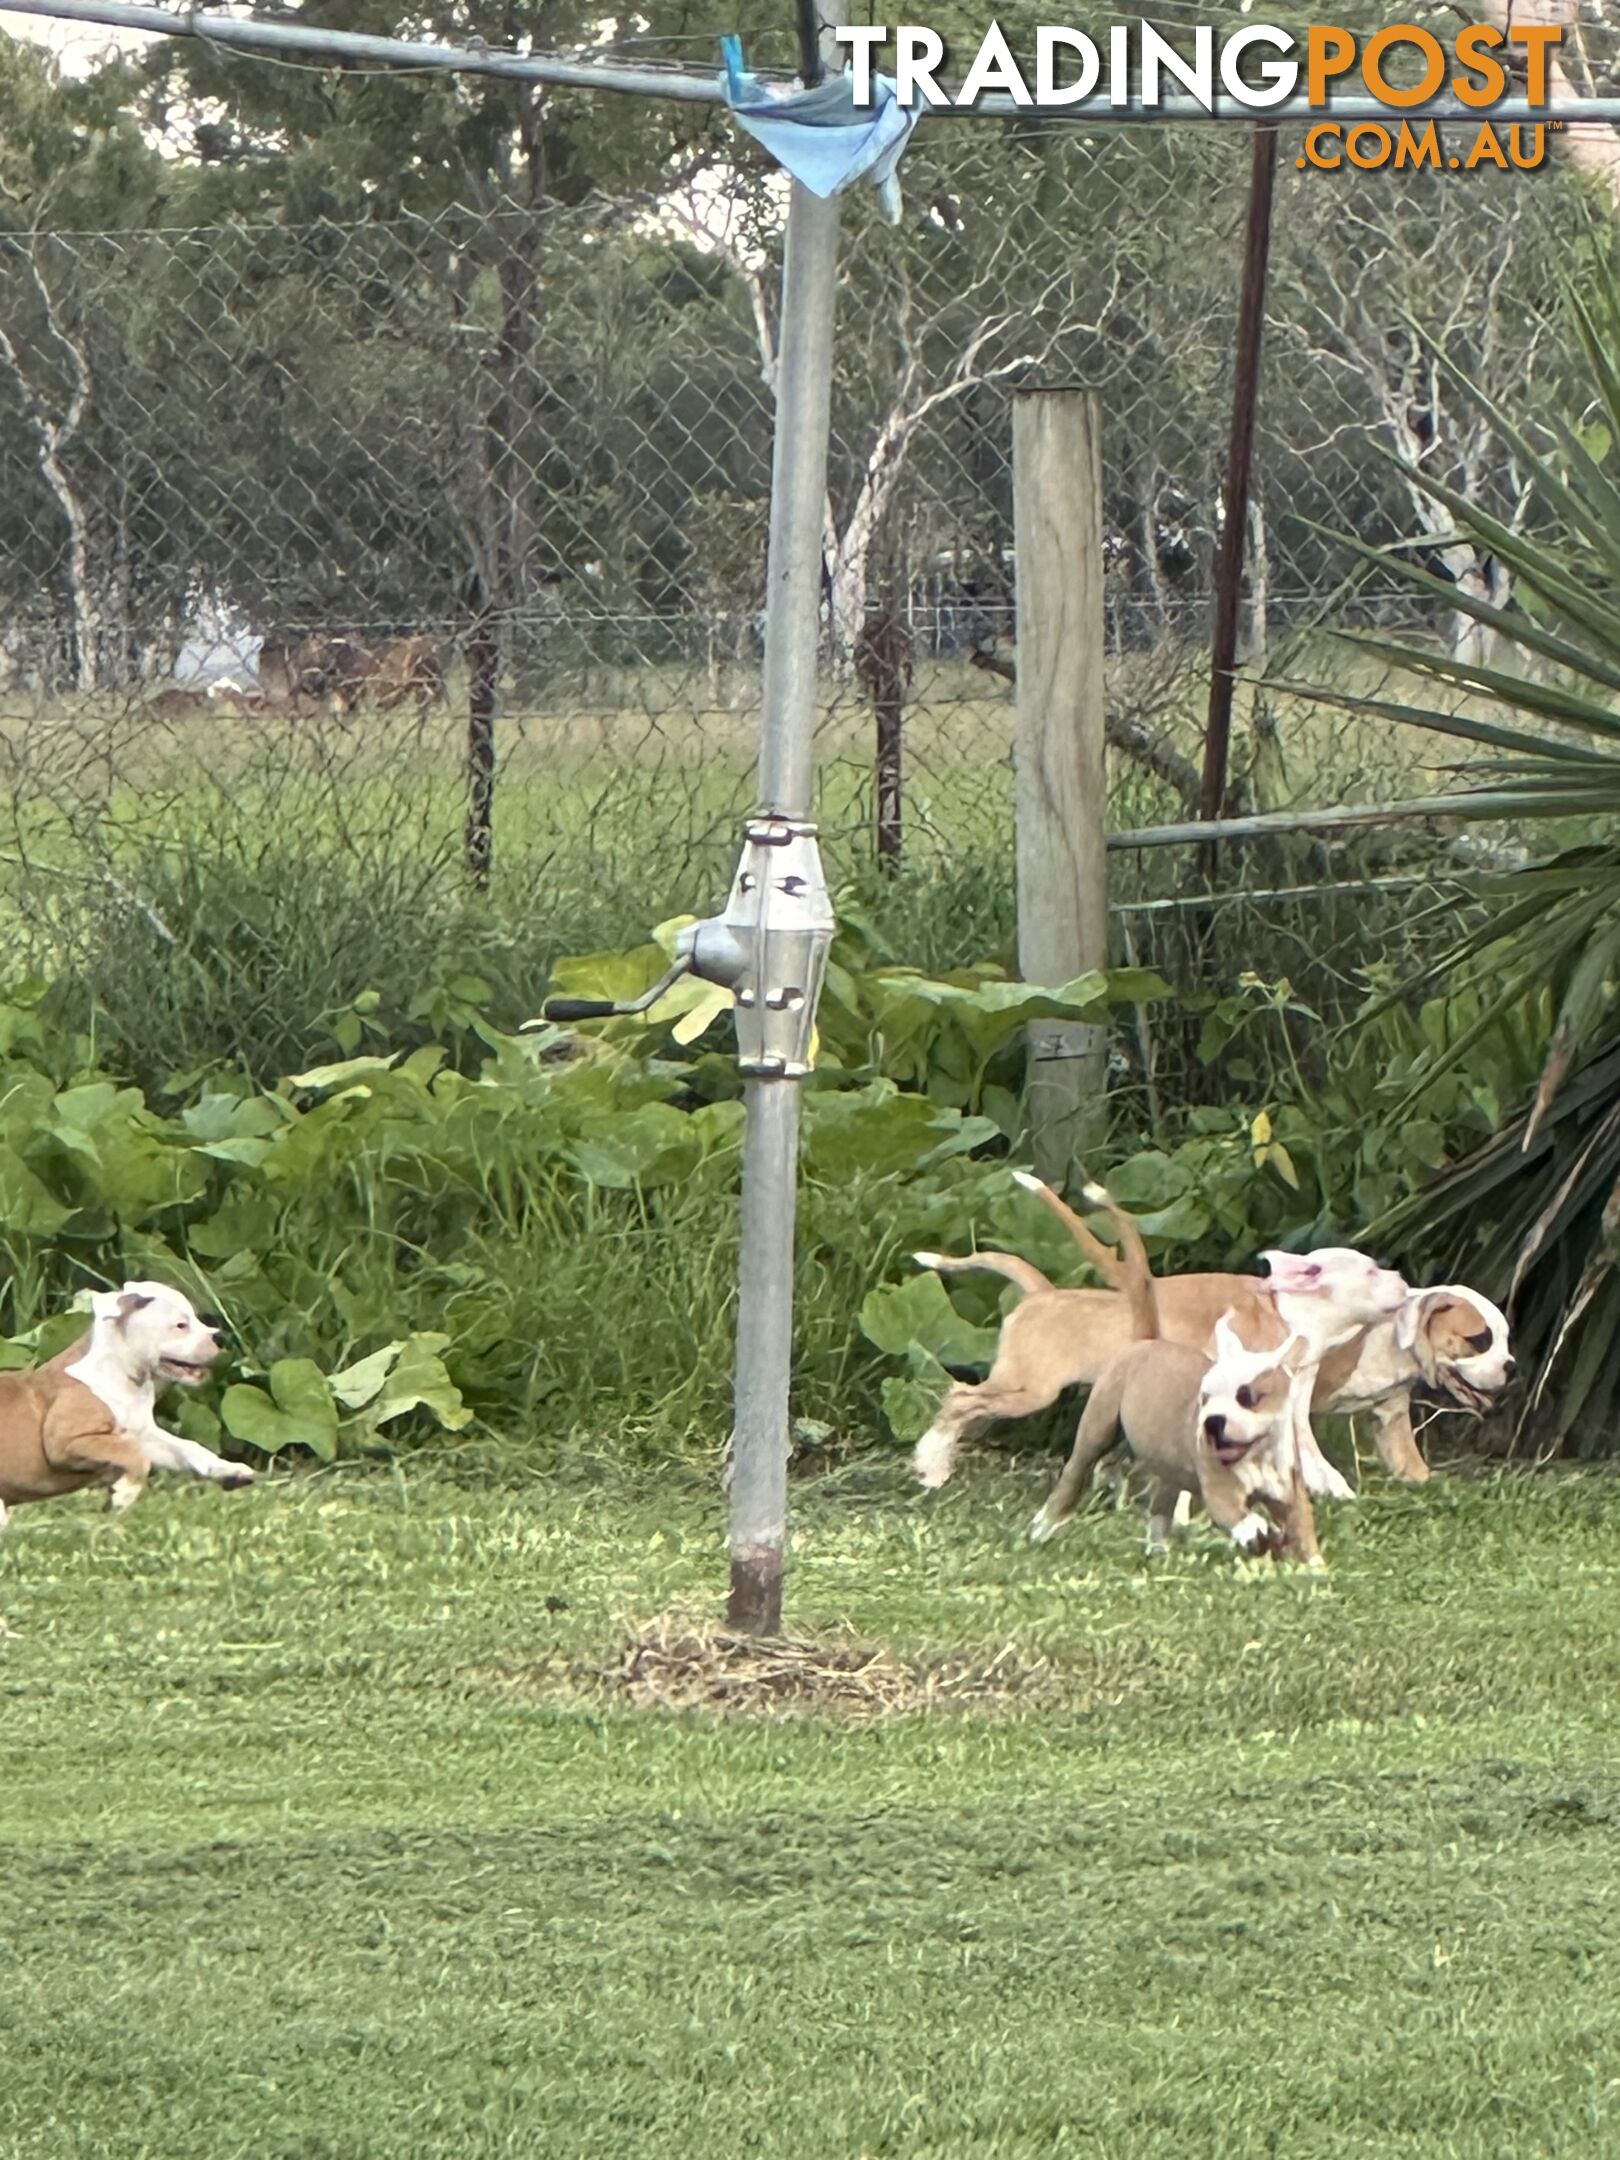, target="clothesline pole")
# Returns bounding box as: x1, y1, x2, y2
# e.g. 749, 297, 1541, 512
726, 0, 846, 1636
